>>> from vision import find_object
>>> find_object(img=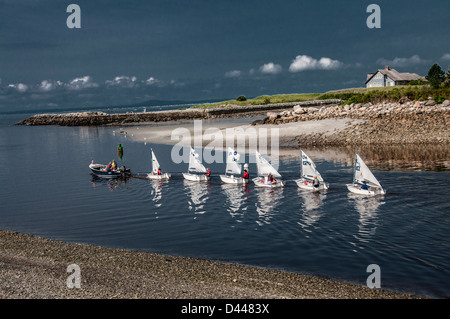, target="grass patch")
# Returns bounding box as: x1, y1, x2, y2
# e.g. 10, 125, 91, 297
319, 85, 450, 105
189, 93, 322, 109
184, 85, 450, 110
